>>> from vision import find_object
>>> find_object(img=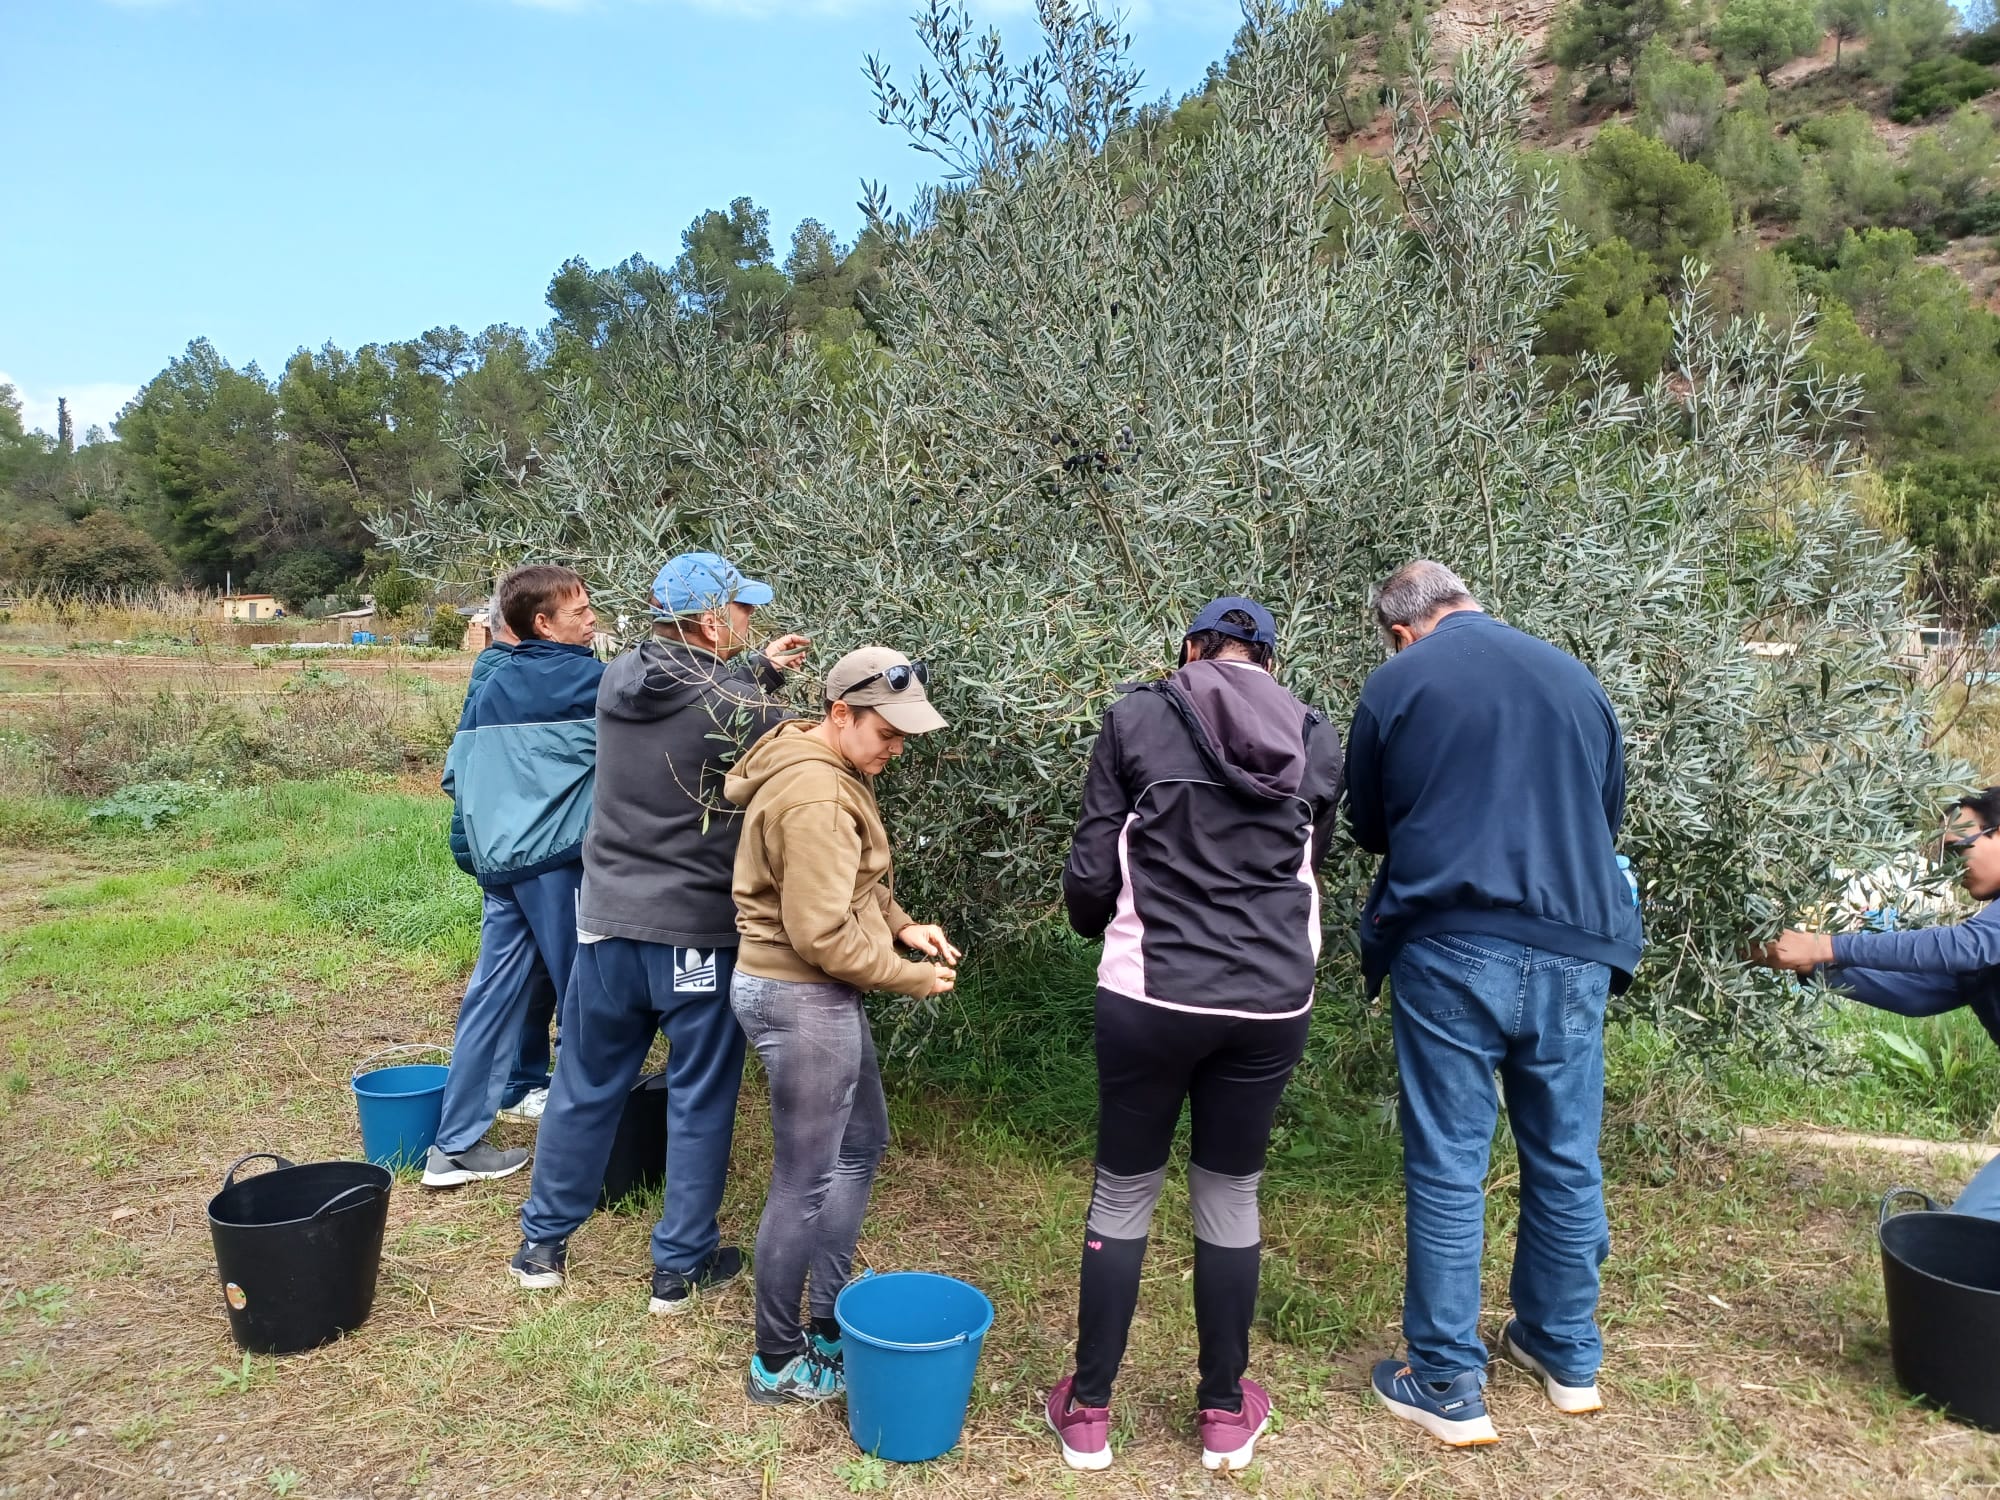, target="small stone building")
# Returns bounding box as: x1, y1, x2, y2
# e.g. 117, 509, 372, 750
219, 593, 279, 622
